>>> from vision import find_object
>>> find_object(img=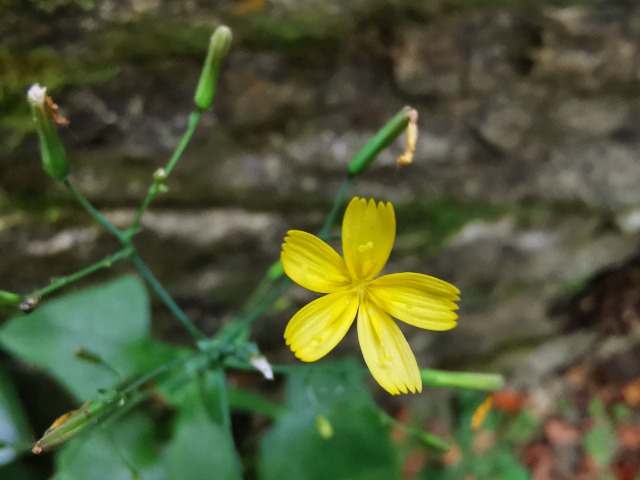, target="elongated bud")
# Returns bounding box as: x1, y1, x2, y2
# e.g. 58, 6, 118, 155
194, 25, 232, 111
315, 414, 334, 439
347, 106, 414, 177
27, 84, 70, 181
420, 369, 504, 391
0, 290, 21, 305
419, 432, 450, 452
32, 389, 121, 454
